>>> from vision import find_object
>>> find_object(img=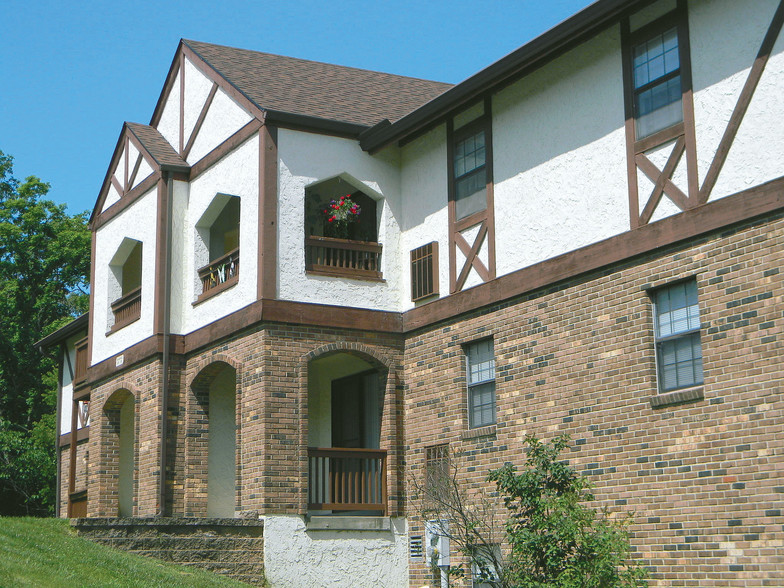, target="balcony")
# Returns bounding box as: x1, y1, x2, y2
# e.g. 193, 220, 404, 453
196, 248, 239, 303
109, 287, 141, 333
308, 447, 387, 514
305, 236, 382, 280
